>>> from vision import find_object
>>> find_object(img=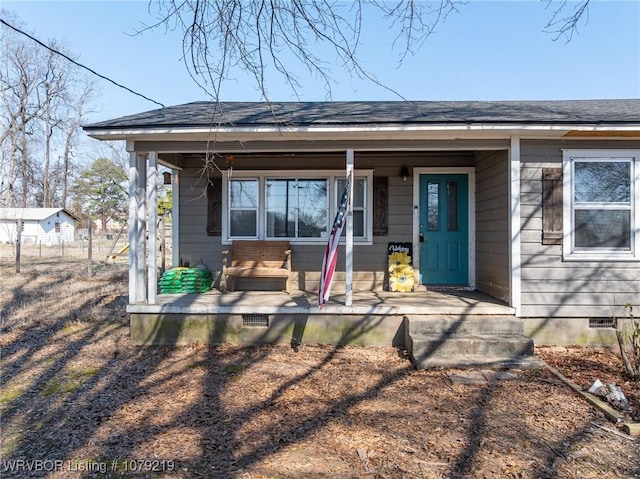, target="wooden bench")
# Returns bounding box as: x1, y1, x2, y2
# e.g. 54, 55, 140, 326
221, 240, 292, 293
